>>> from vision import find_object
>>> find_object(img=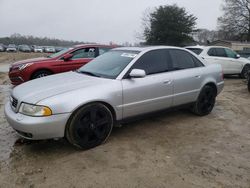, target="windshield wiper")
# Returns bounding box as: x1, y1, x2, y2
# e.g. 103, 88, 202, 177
77, 70, 100, 77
